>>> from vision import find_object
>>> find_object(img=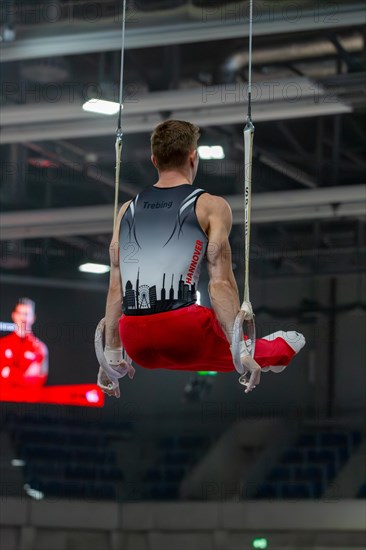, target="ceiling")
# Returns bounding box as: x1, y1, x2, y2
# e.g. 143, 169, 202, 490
1, 0, 365, 288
